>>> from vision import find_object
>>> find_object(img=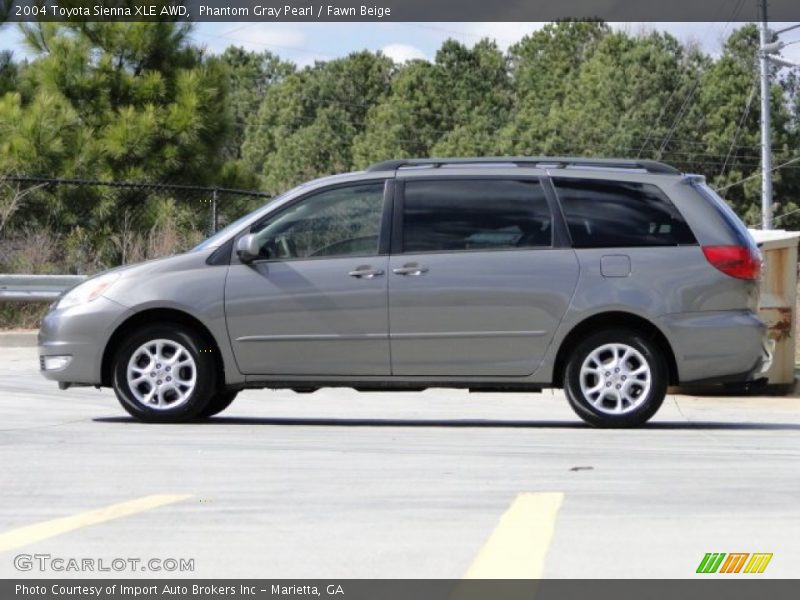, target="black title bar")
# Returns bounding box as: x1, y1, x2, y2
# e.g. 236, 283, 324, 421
5, 580, 800, 600
3, 0, 800, 23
